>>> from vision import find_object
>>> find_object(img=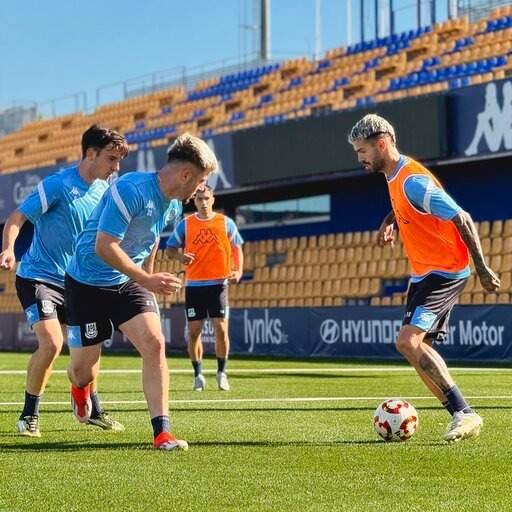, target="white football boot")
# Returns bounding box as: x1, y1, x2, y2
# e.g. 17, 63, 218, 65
444, 411, 483, 443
